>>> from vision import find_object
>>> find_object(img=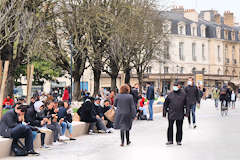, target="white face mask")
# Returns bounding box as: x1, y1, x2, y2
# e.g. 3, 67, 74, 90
173, 86, 179, 91
187, 81, 193, 86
